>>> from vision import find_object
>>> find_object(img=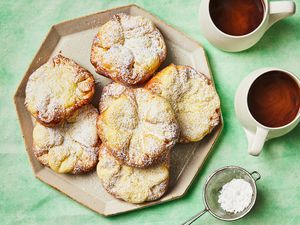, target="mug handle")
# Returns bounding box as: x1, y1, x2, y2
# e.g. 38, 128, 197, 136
248, 127, 269, 156
268, 1, 296, 28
